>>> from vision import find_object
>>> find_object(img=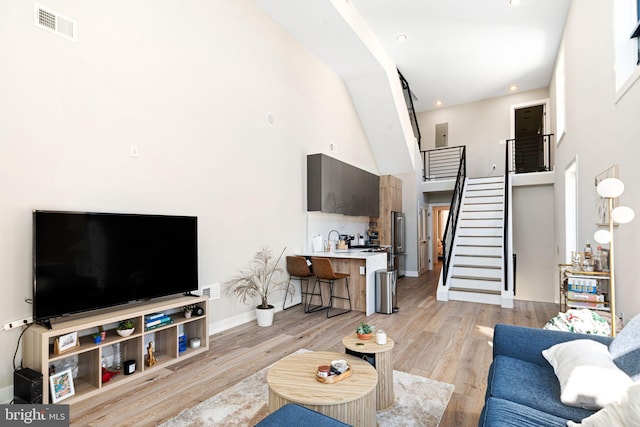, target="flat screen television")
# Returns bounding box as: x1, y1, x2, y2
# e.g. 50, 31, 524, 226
33, 210, 198, 323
